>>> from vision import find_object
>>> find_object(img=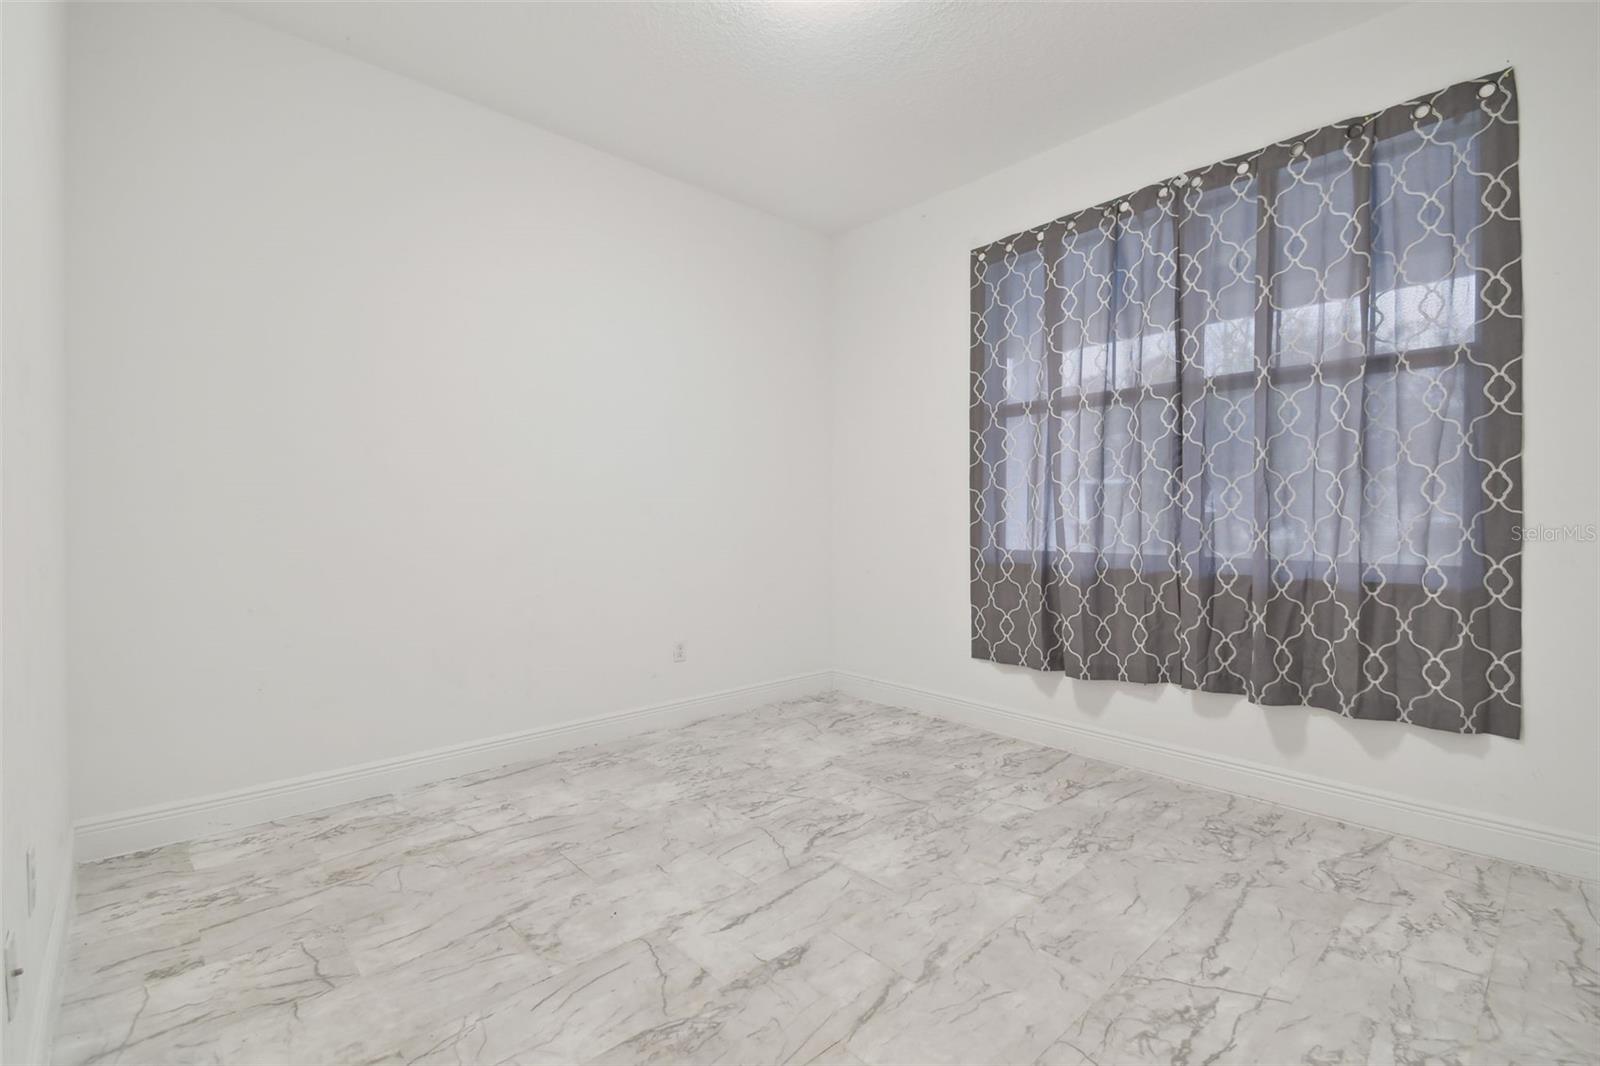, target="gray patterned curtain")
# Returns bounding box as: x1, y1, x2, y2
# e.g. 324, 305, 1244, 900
970, 70, 1522, 738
